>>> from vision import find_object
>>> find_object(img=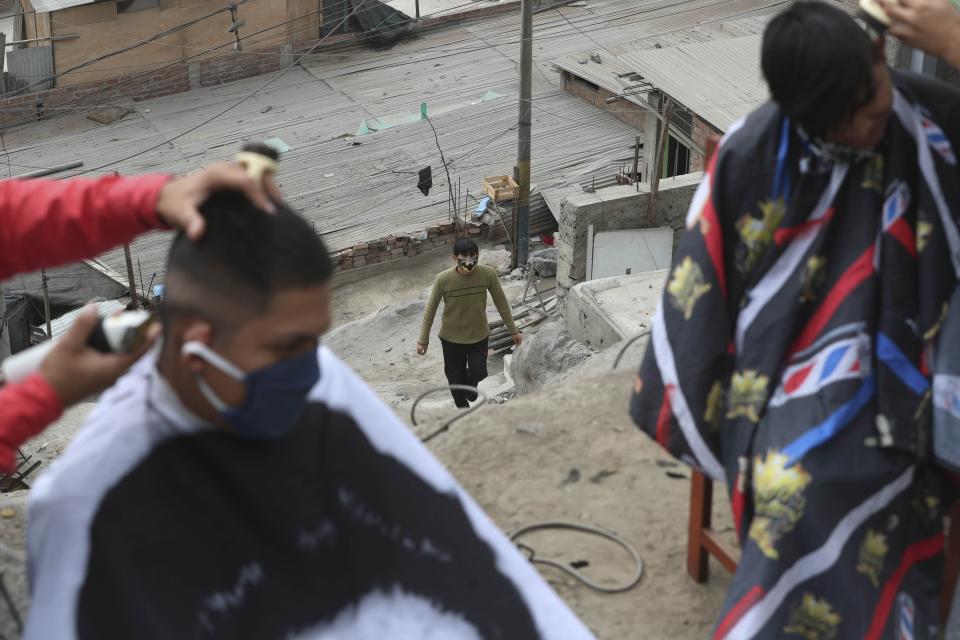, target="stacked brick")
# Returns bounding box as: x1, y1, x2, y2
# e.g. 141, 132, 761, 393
334, 222, 490, 272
